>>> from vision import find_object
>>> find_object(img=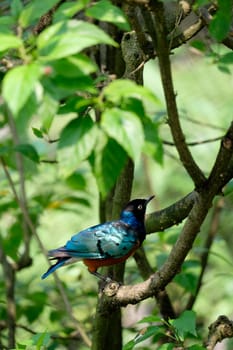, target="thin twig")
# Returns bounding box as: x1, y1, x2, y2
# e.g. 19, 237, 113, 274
6, 109, 31, 267
163, 136, 223, 147
1, 321, 85, 342
180, 115, 226, 131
